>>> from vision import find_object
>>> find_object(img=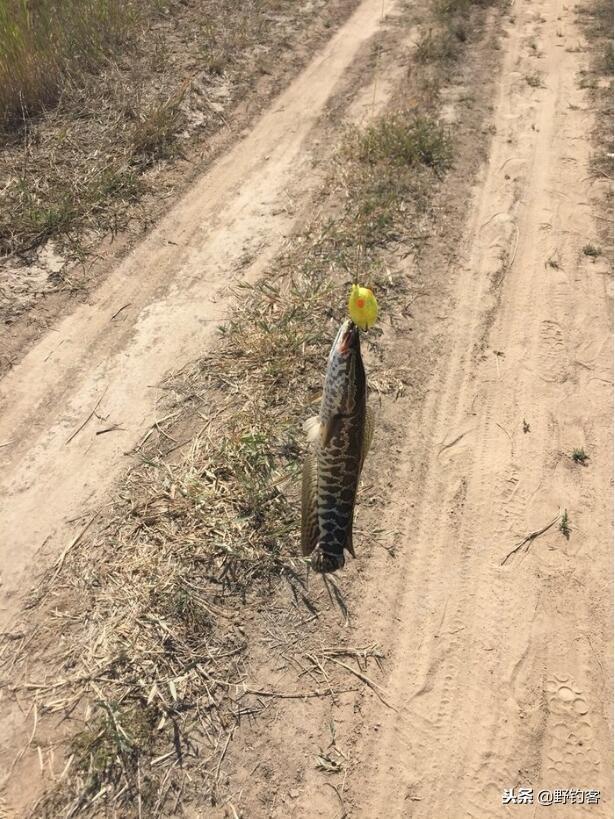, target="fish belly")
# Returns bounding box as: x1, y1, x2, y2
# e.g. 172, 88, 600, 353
317, 422, 361, 562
